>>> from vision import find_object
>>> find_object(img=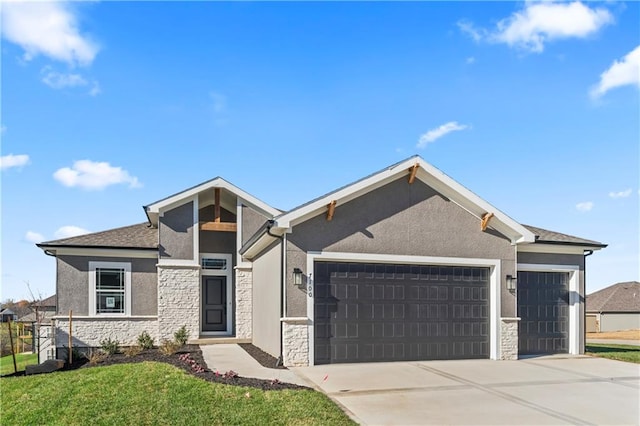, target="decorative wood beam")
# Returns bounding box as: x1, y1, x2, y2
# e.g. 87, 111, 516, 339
481, 212, 494, 231
326, 200, 337, 221
200, 222, 237, 232
214, 188, 221, 223
408, 163, 420, 184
